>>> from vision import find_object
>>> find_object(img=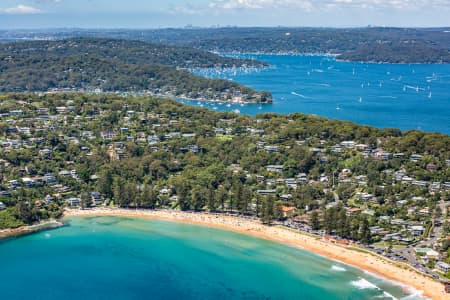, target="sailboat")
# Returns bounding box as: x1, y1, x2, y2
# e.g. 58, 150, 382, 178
358, 97, 363, 103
